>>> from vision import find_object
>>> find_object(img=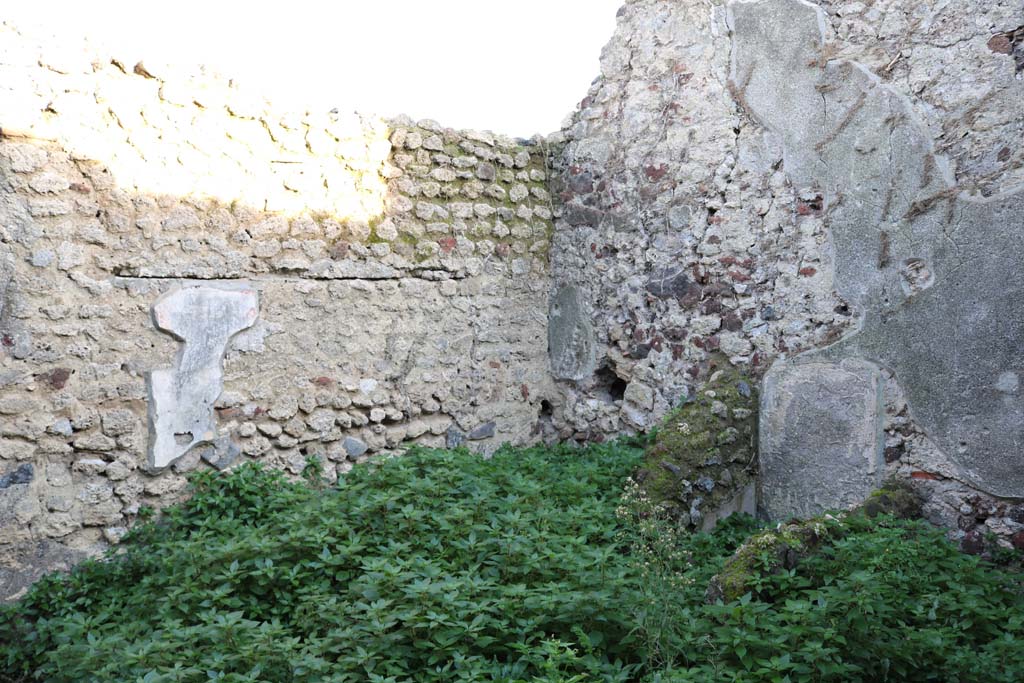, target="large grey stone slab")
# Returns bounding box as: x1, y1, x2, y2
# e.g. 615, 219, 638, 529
548, 283, 596, 380
759, 359, 884, 520
0, 246, 31, 360
702, 482, 757, 532
0, 473, 37, 546
147, 285, 259, 469
730, 0, 1024, 497
1, 540, 88, 603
